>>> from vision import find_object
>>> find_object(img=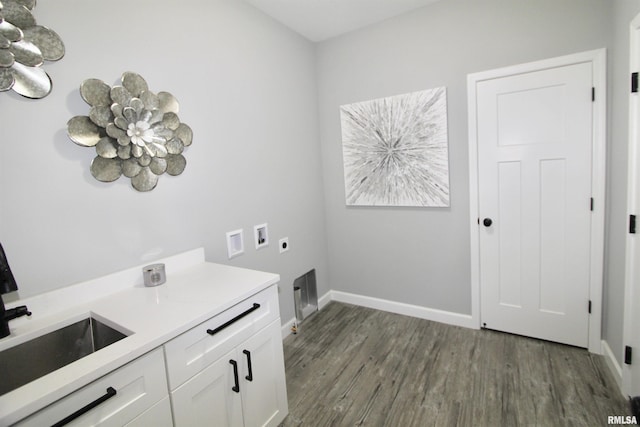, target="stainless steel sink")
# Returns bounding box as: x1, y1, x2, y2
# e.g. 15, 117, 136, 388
0, 316, 130, 396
